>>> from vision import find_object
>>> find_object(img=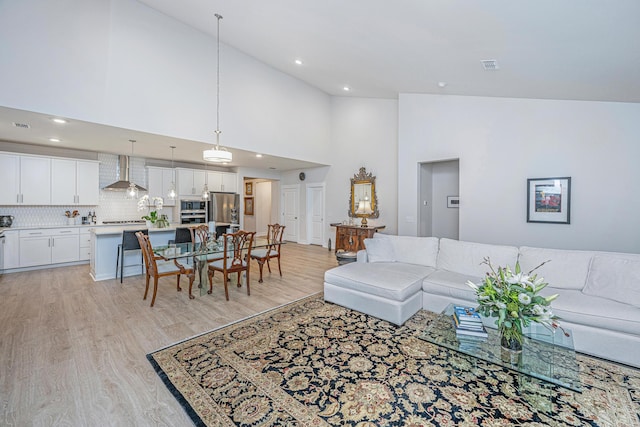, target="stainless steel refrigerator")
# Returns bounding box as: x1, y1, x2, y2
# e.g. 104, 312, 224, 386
208, 192, 240, 225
